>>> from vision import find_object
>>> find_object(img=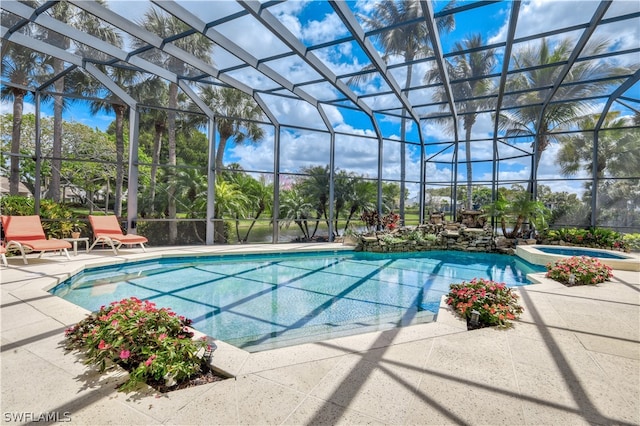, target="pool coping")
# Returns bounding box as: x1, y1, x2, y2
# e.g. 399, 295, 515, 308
22, 244, 475, 379
2, 244, 639, 425
516, 244, 640, 272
